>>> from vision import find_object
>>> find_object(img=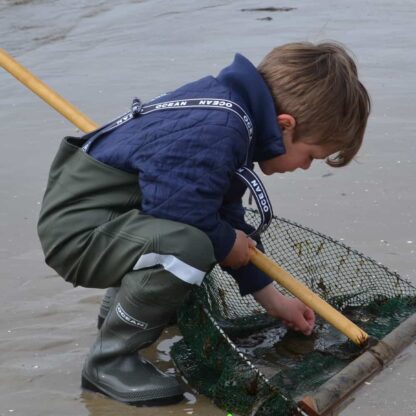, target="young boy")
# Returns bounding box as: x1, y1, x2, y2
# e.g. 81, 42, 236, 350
37, 41, 370, 407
